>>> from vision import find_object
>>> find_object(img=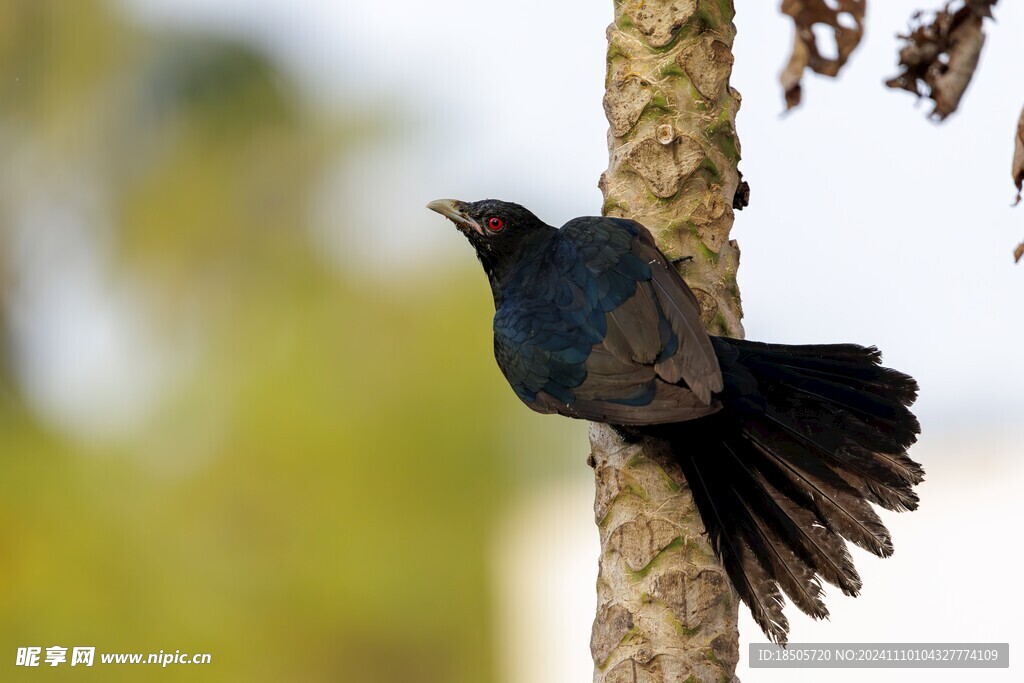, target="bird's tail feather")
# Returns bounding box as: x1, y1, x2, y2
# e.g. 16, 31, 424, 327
650, 338, 923, 644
